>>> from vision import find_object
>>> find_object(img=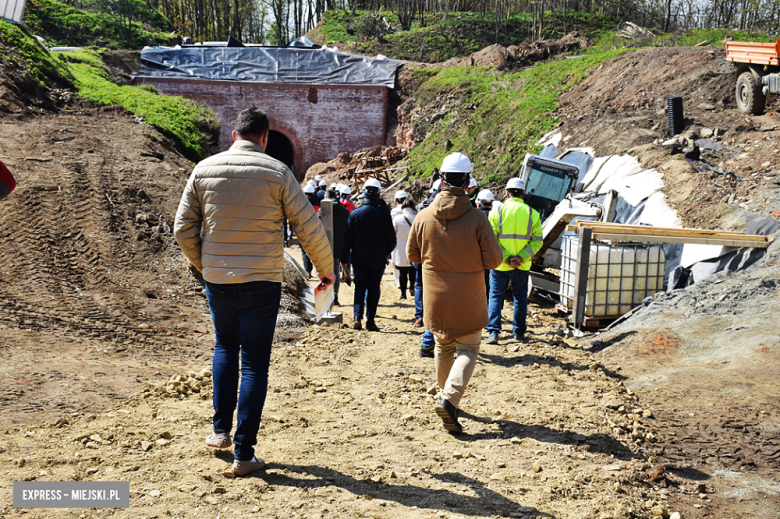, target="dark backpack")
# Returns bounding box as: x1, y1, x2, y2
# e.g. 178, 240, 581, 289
0, 161, 15, 201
